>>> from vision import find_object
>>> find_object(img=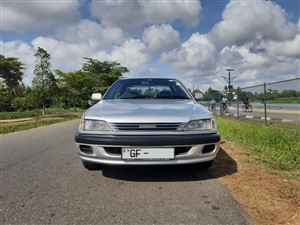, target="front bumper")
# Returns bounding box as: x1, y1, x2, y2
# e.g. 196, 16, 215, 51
75, 133, 221, 165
